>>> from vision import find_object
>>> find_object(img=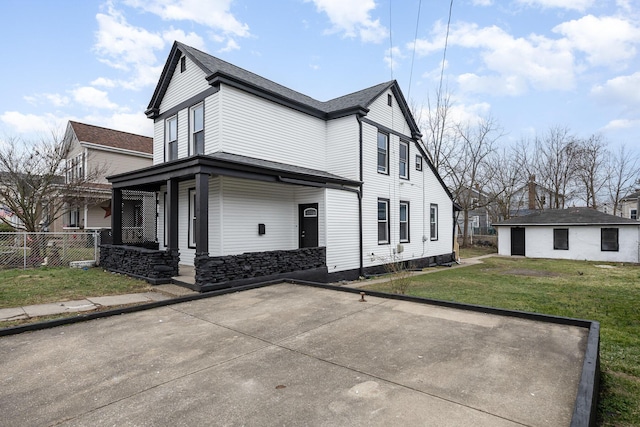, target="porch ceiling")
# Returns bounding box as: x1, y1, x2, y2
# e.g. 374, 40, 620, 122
107, 152, 361, 192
